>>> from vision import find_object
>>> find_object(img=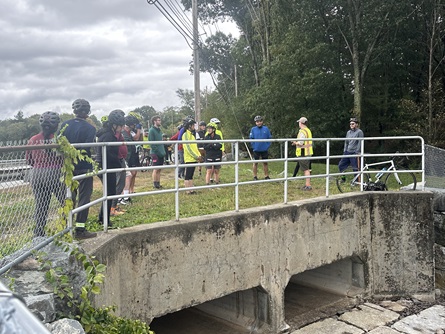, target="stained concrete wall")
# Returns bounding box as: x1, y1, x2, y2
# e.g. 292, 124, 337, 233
83, 192, 434, 334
